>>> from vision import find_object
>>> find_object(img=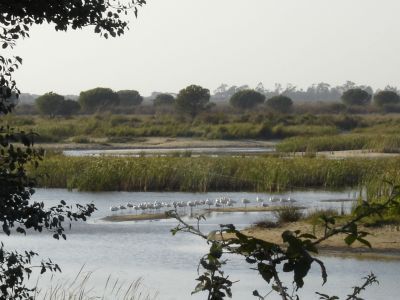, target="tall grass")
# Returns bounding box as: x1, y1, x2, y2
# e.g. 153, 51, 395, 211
29, 155, 400, 193
277, 134, 400, 153
2, 114, 343, 142
34, 269, 157, 300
